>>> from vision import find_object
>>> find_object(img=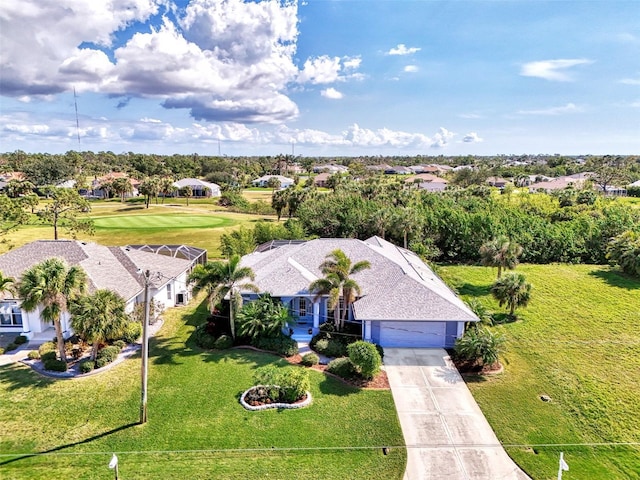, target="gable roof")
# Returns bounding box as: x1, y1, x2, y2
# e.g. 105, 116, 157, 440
172, 178, 220, 192
0, 240, 193, 302
241, 237, 477, 323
